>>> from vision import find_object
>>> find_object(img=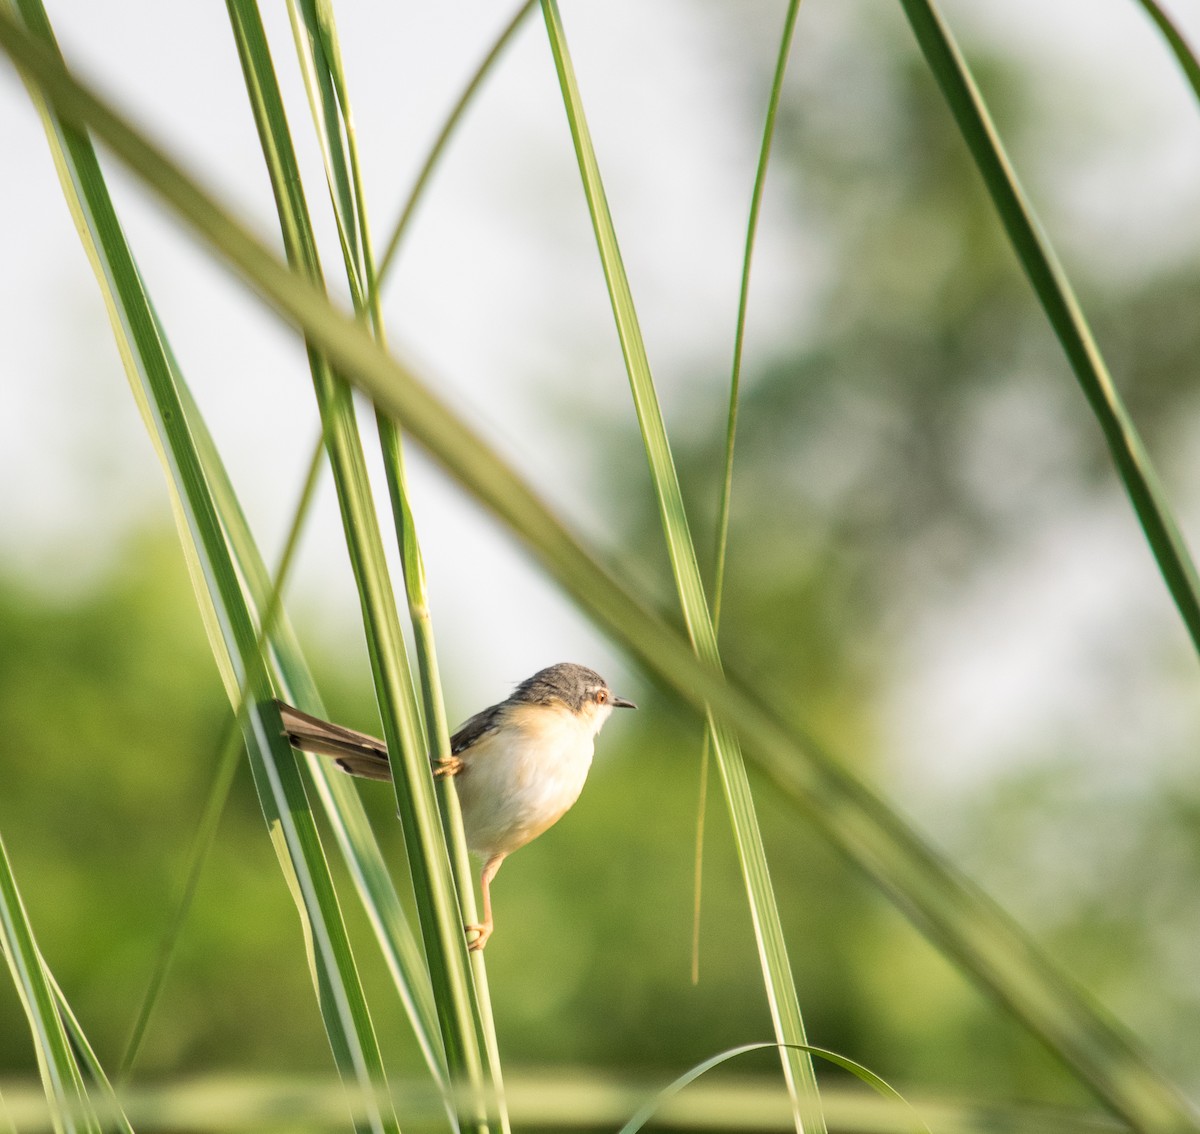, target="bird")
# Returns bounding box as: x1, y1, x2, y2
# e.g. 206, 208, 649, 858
276, 662, 636, 951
